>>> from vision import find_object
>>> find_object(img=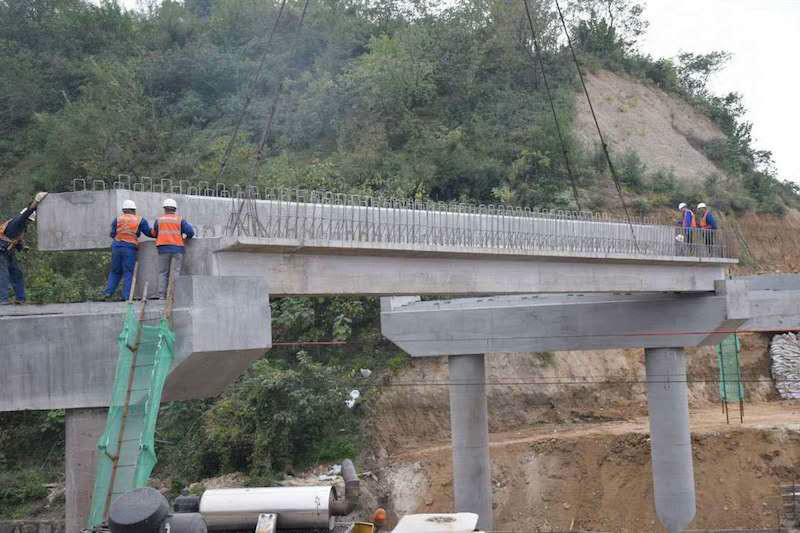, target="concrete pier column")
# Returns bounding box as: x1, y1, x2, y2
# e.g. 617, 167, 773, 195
448, 354, 493, 530
65, 408, 106, 533
645, 347, 696, 533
